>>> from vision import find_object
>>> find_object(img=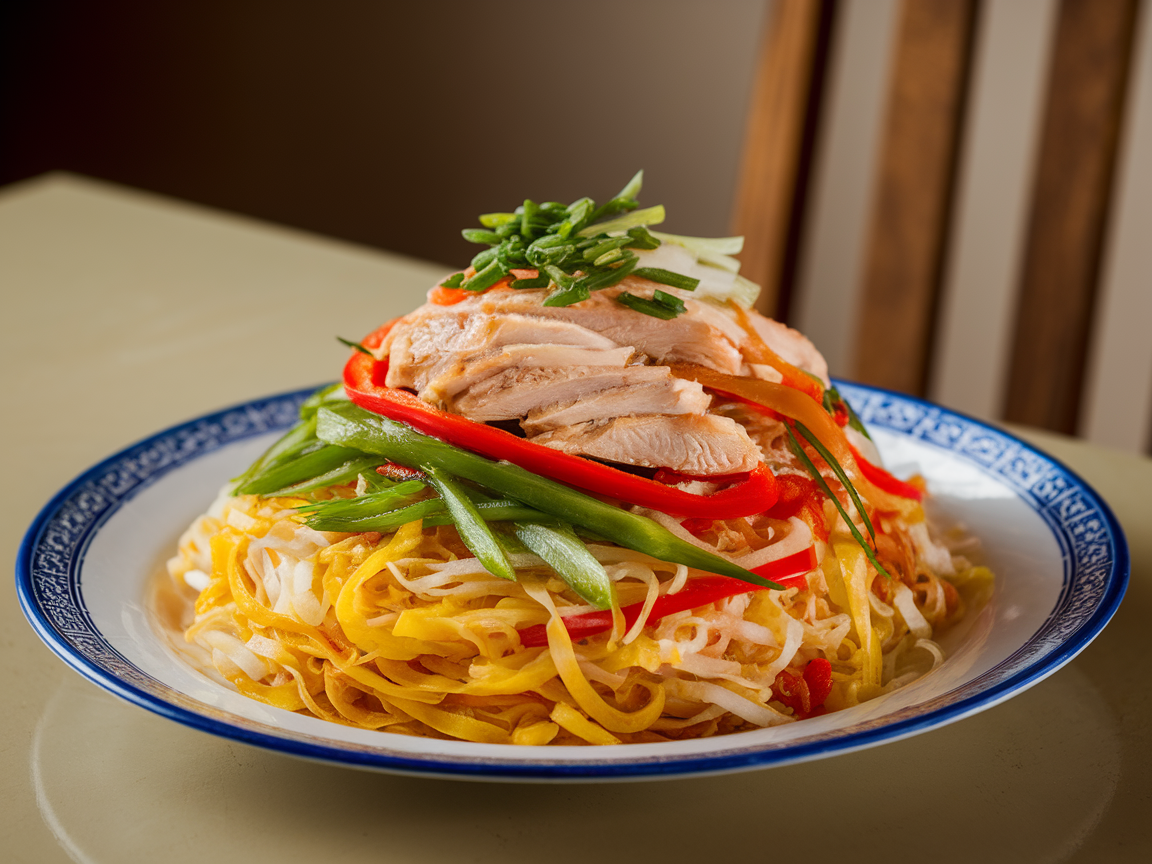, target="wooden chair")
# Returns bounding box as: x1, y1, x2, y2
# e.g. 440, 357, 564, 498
733, 0, 1152, 456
